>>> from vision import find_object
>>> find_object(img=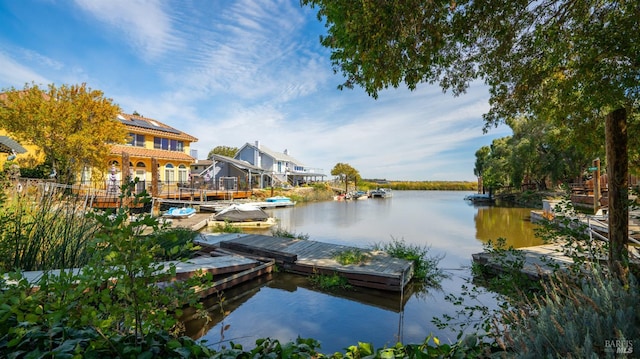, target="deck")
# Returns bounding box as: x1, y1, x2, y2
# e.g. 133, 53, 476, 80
196, 234, 414, 292
7, 254, 274, 299
472, 244, 575, 280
